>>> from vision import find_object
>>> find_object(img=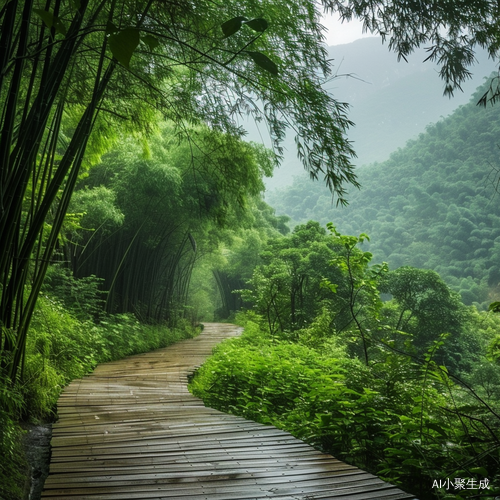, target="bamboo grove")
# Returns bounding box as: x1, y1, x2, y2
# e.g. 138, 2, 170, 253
0, 0, 359, 384
63, 128, 275, 323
